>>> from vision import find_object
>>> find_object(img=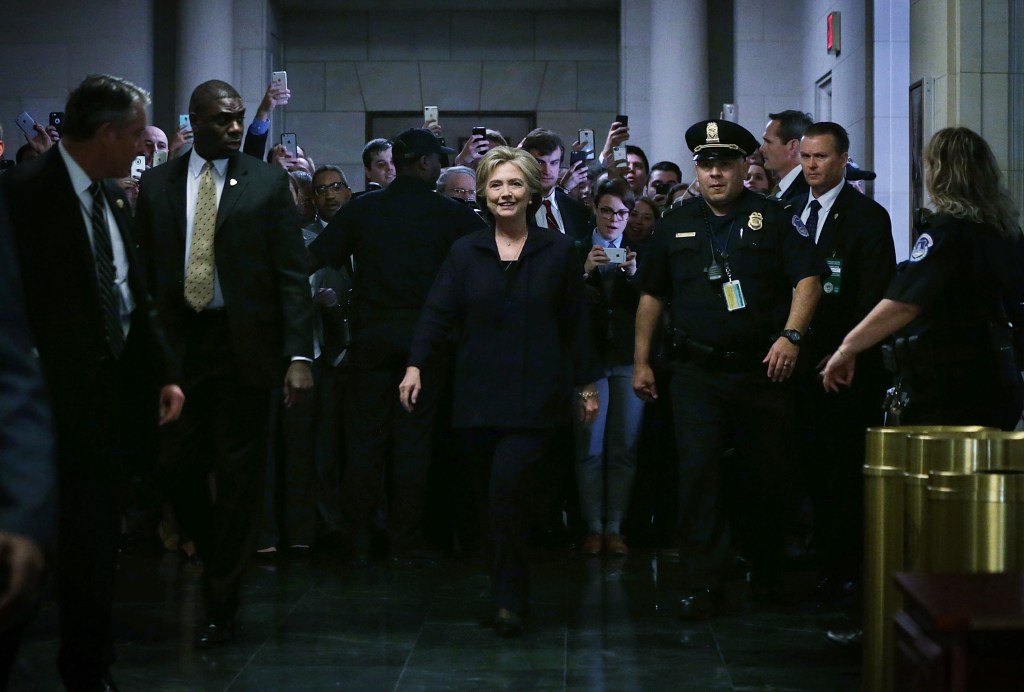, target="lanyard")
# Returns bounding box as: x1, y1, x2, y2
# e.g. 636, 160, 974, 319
701, 202, 737, 282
